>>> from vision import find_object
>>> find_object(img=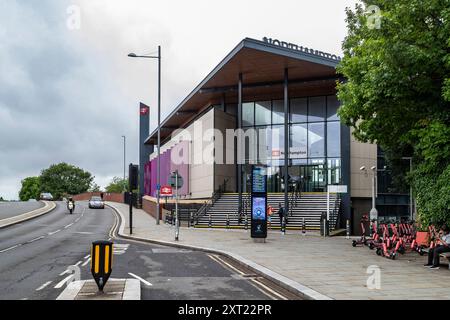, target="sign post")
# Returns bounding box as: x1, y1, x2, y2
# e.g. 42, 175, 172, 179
251, 166, 267, 241
169, 171, 183, 241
